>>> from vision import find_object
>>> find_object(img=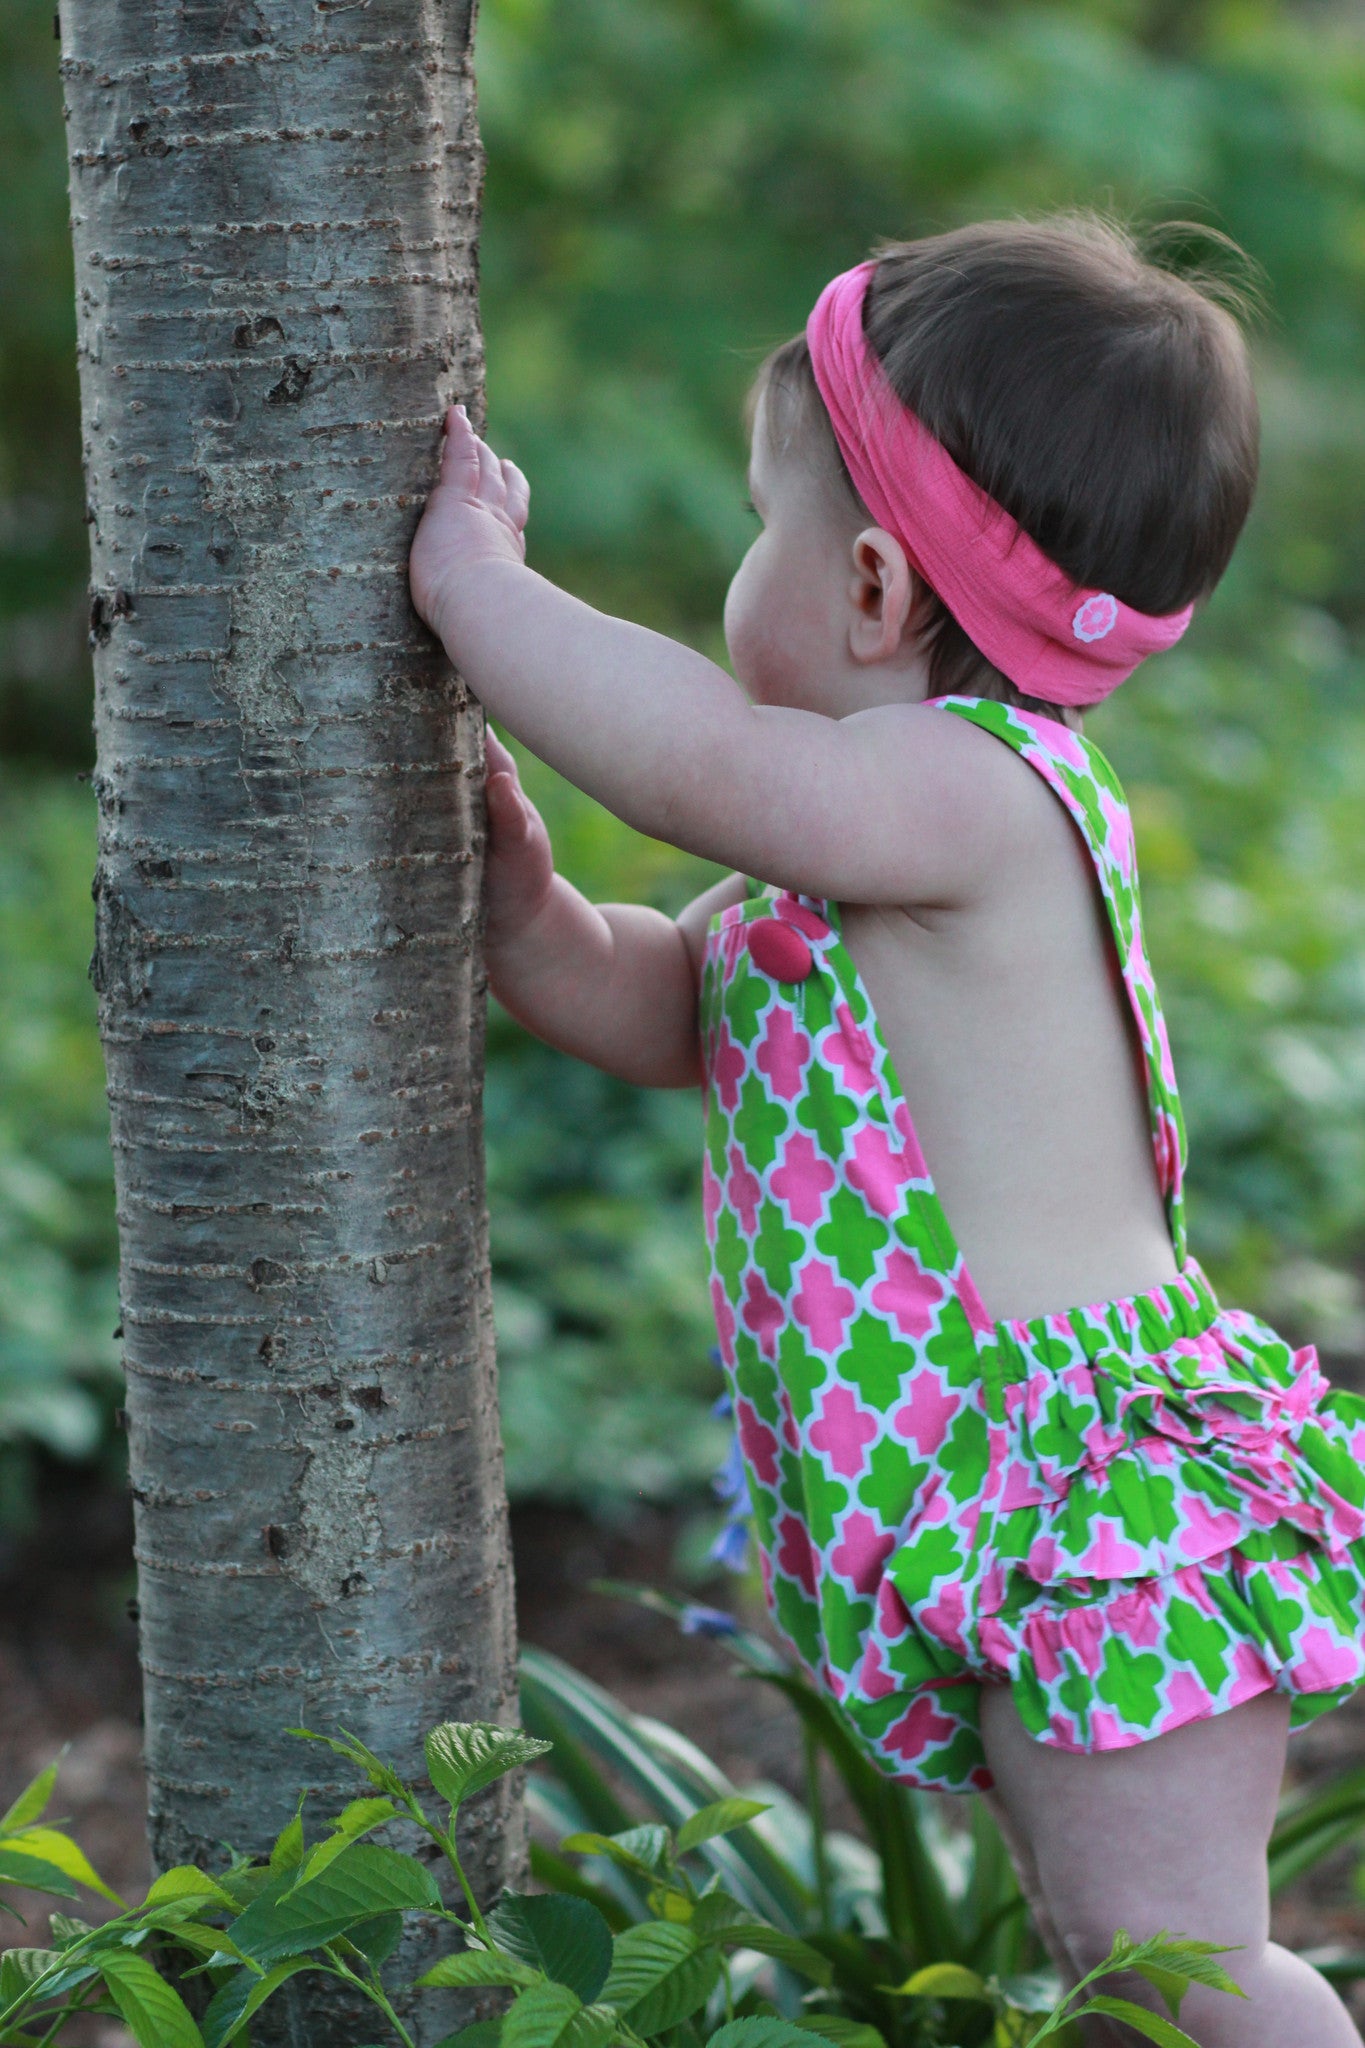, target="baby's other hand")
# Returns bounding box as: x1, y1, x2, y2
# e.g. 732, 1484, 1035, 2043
483, 729, 555, 952
410, 406, 531, 644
